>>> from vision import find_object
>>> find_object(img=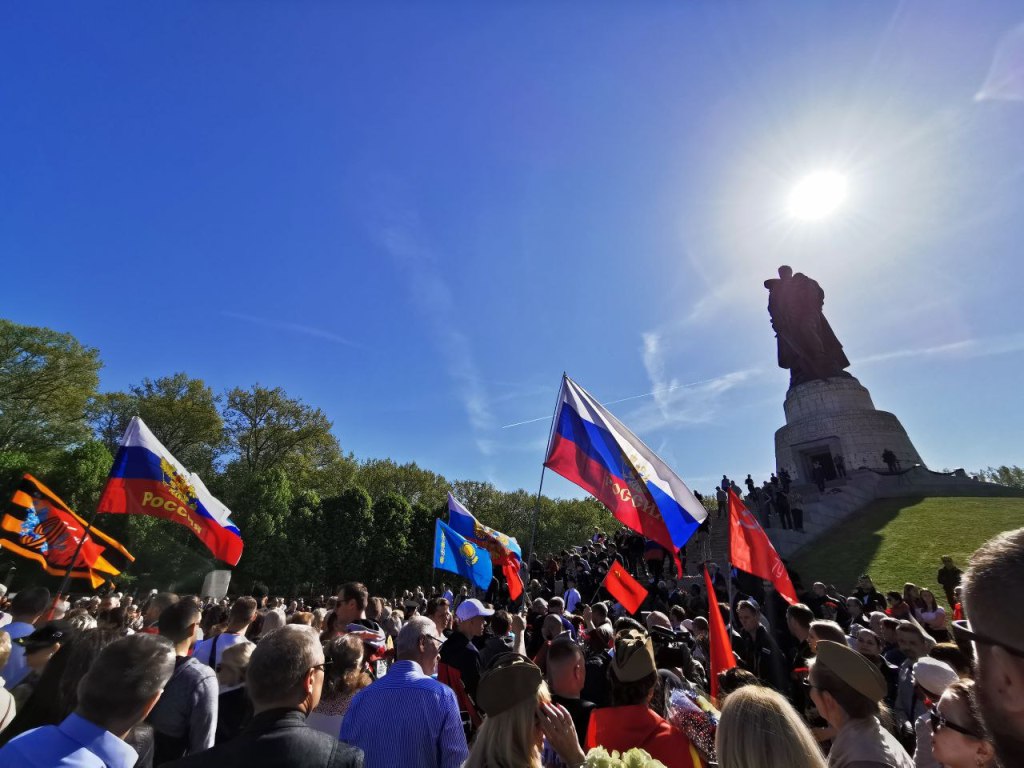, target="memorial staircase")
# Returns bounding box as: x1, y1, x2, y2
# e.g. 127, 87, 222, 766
680, 467, 1018, 580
